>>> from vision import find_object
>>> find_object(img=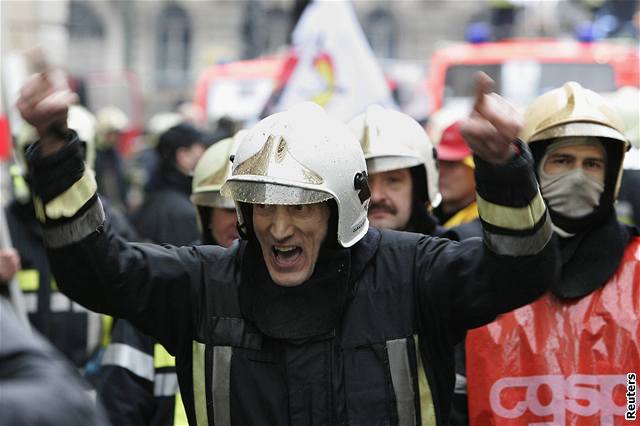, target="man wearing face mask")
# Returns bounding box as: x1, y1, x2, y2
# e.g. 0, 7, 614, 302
18, 71, 558, 426
465, 82, 639, 425
348, 105, 443, 236
95, 135, 241, 426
